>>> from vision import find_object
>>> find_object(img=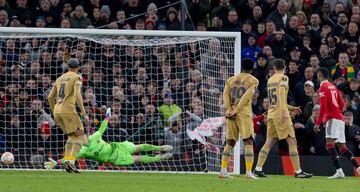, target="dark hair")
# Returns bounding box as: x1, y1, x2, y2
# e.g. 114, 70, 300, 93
241, 58, 254, 72
317, 67, 329, 78
273, 59, 285, 70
